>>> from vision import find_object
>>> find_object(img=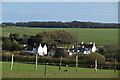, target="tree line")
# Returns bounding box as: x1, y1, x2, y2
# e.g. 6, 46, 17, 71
1, 21, 119, 28
2, 30, 77, 51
